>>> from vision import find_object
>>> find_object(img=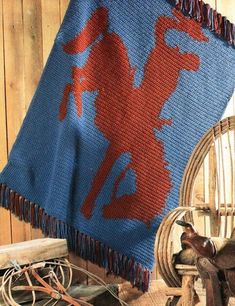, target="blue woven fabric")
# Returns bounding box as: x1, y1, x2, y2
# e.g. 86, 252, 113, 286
0, 0, 235, 289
